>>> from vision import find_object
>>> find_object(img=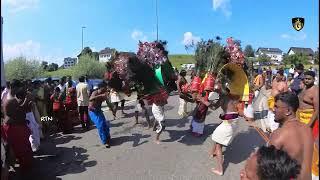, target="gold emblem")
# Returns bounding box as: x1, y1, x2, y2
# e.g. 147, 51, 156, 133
292, 17, 304, 31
